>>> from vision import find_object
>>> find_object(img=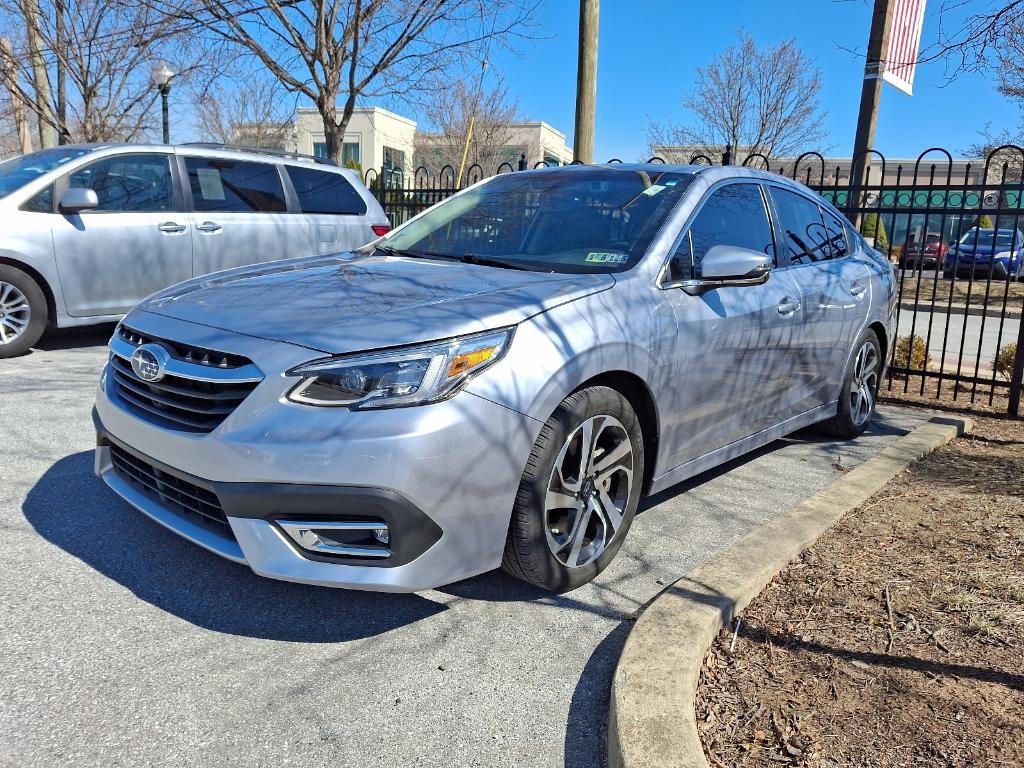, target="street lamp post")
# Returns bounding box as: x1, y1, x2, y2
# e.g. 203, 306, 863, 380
150, 61, 175, 144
